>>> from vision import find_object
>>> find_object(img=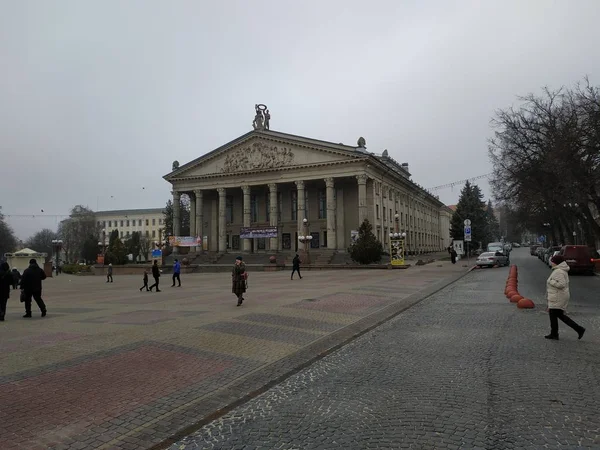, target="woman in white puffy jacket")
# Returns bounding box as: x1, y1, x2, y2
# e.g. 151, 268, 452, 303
545, 255, 586, 340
